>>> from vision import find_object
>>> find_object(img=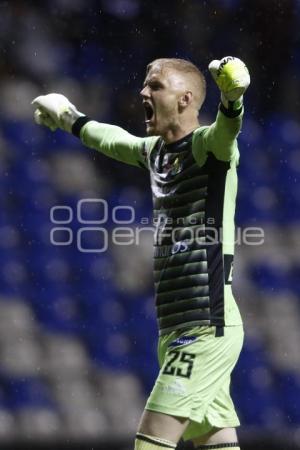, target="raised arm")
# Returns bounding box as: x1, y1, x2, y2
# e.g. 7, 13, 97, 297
31, 93, 158, 168
192, 57, 250, 164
